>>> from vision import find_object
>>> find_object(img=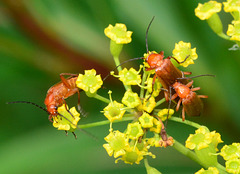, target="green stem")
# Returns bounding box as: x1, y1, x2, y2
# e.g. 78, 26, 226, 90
172, 139, 204, 166
217, 32, 231, 41
140, 70, 148, 99
215, 163, 228, 174
172, 138, 227, 173
144, 158, 162, 174
93, 93, 110, 103
169, 117, 201, 129
155, 98, 166, 107
144, 158, 150, 168
113, 55, 129, 91
78, 116, 134, 129
113, 55, 122, 72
